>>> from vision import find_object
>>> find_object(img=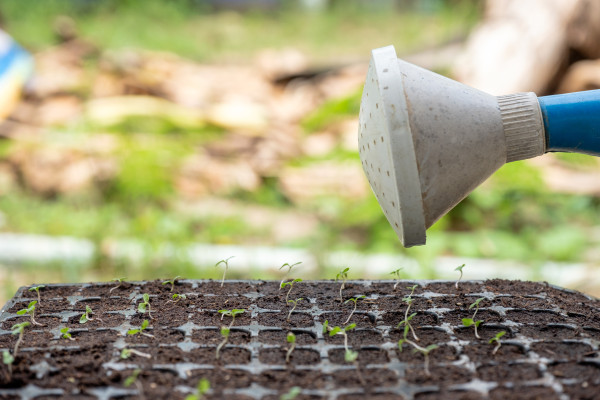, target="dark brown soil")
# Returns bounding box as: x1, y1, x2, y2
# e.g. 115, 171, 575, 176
0, 279, 599, 399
